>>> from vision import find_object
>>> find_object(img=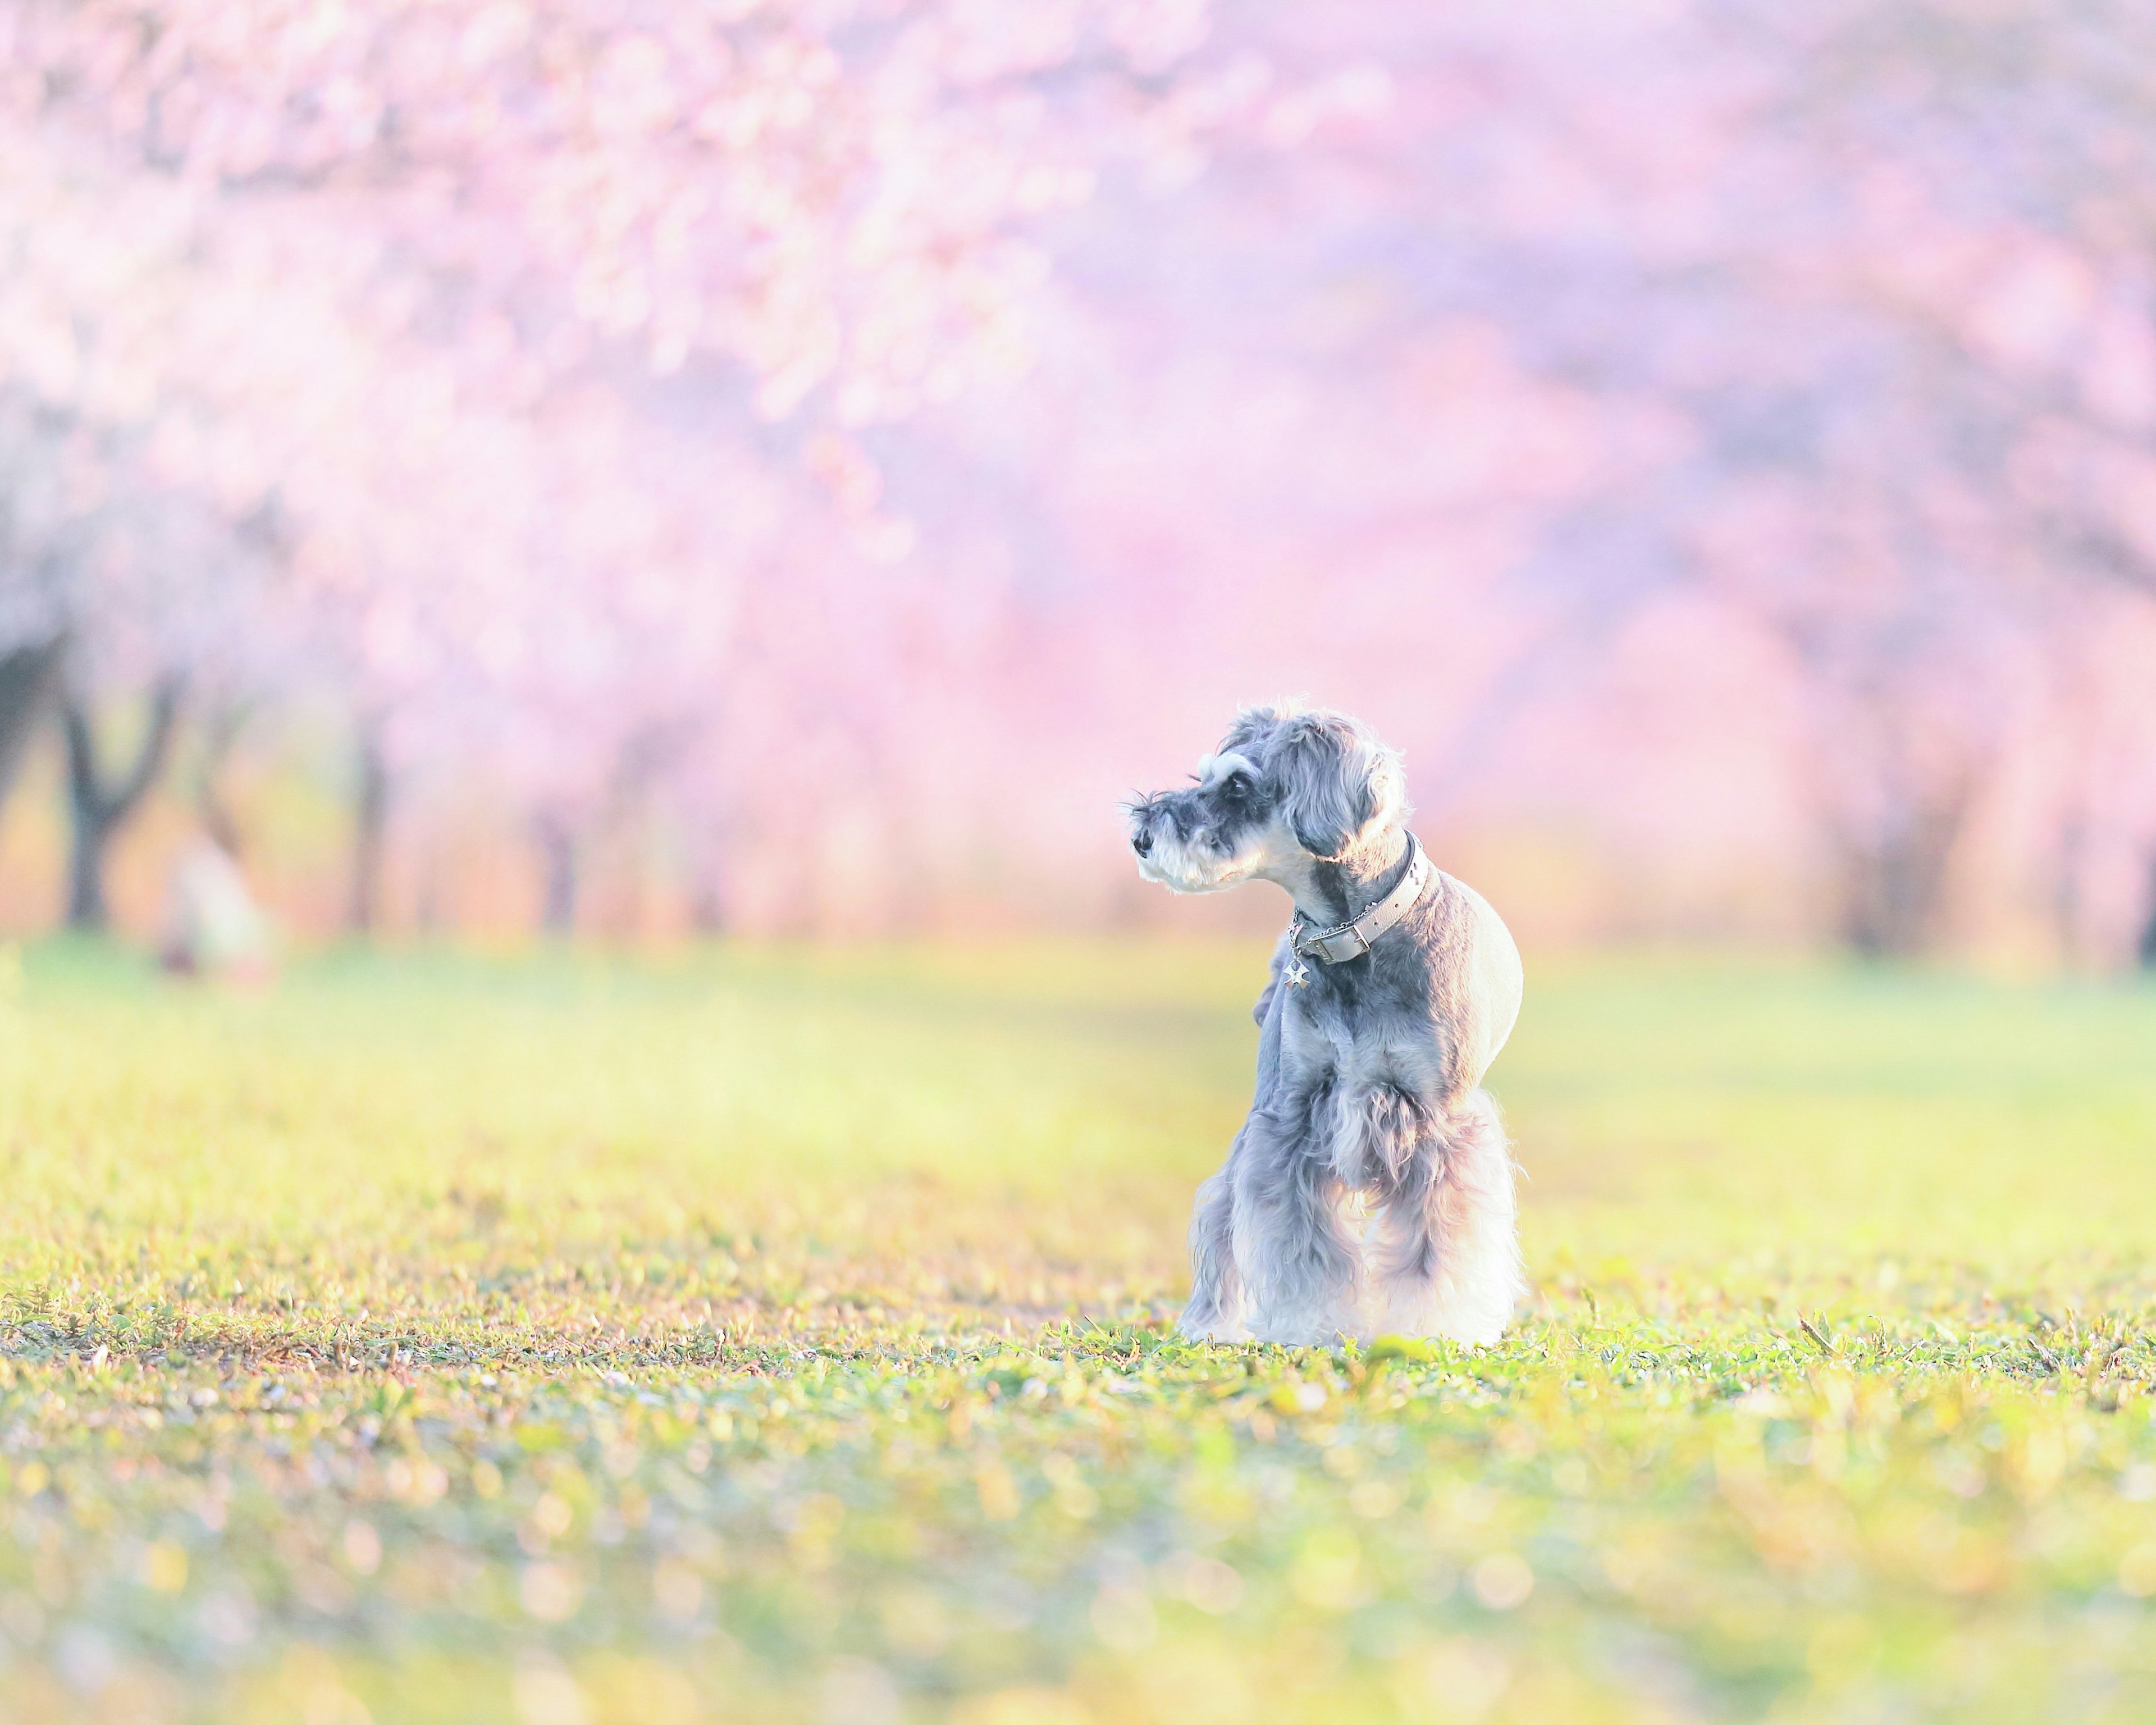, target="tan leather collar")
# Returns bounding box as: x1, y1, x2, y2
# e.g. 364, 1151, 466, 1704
1289, 834, 1433, 968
